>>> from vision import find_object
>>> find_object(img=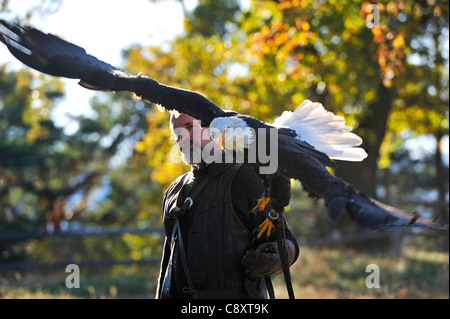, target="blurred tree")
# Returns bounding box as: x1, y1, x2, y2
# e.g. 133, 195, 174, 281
126, 0, 448, 235
0, 67, 149, 264
130, 0, 448, 194
245, 0, 449, 200
184, 0, 240, 38
0, 1, 159, 266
